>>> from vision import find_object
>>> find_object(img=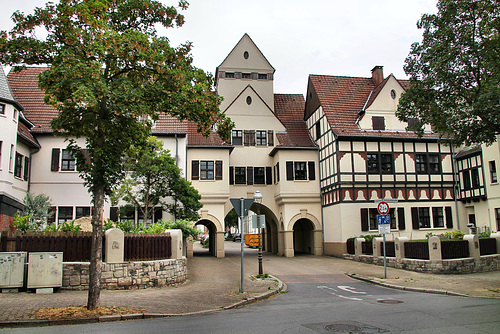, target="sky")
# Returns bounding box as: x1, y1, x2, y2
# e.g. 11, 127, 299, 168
0, 0, 438, 95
